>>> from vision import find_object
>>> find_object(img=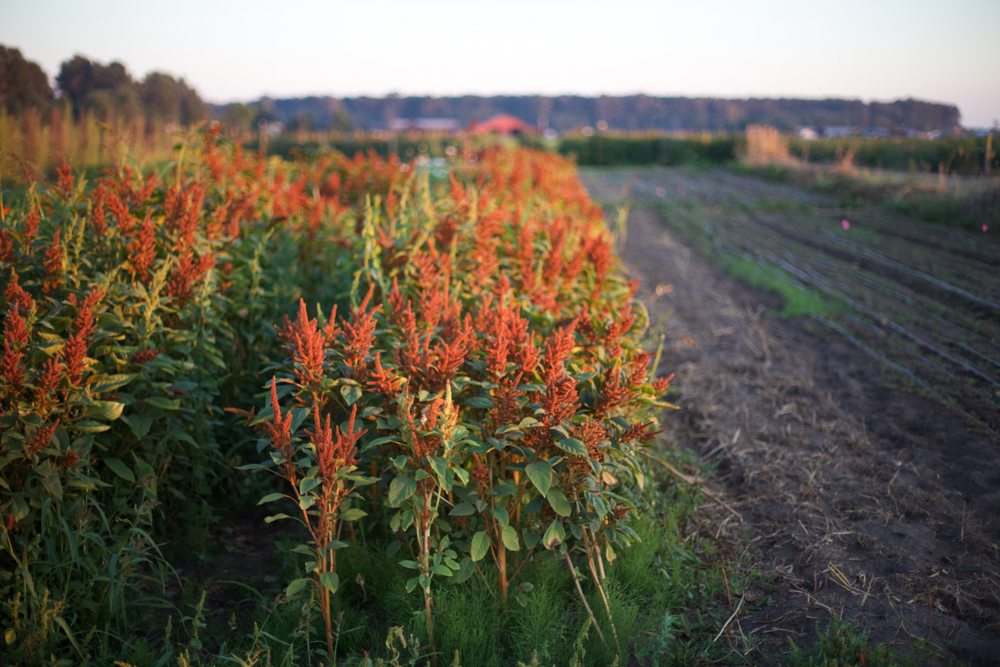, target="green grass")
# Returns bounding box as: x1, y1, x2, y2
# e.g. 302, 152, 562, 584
742, 163, 1000, 232
721, 256, 836, 318
783, 616, 928, 667
93, 448, 757, 666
